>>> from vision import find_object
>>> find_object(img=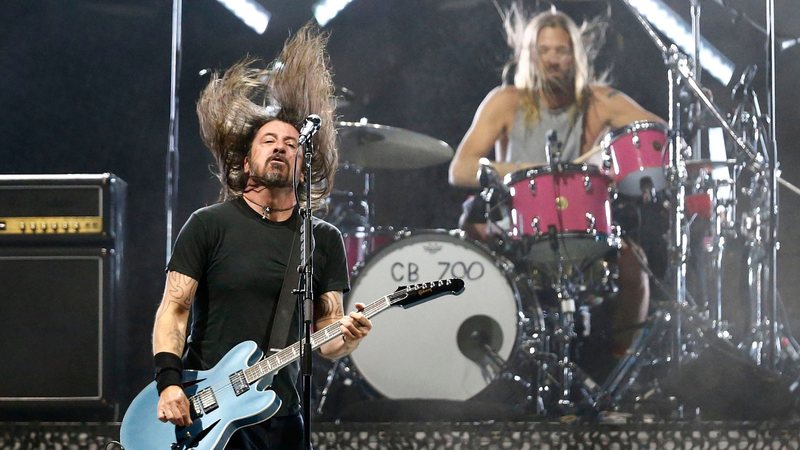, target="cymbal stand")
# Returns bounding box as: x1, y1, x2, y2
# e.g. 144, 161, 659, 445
763, 0, 780, 371
707, 174, 737, 338
604, 1, 759, 416
729, 78, 772, 363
